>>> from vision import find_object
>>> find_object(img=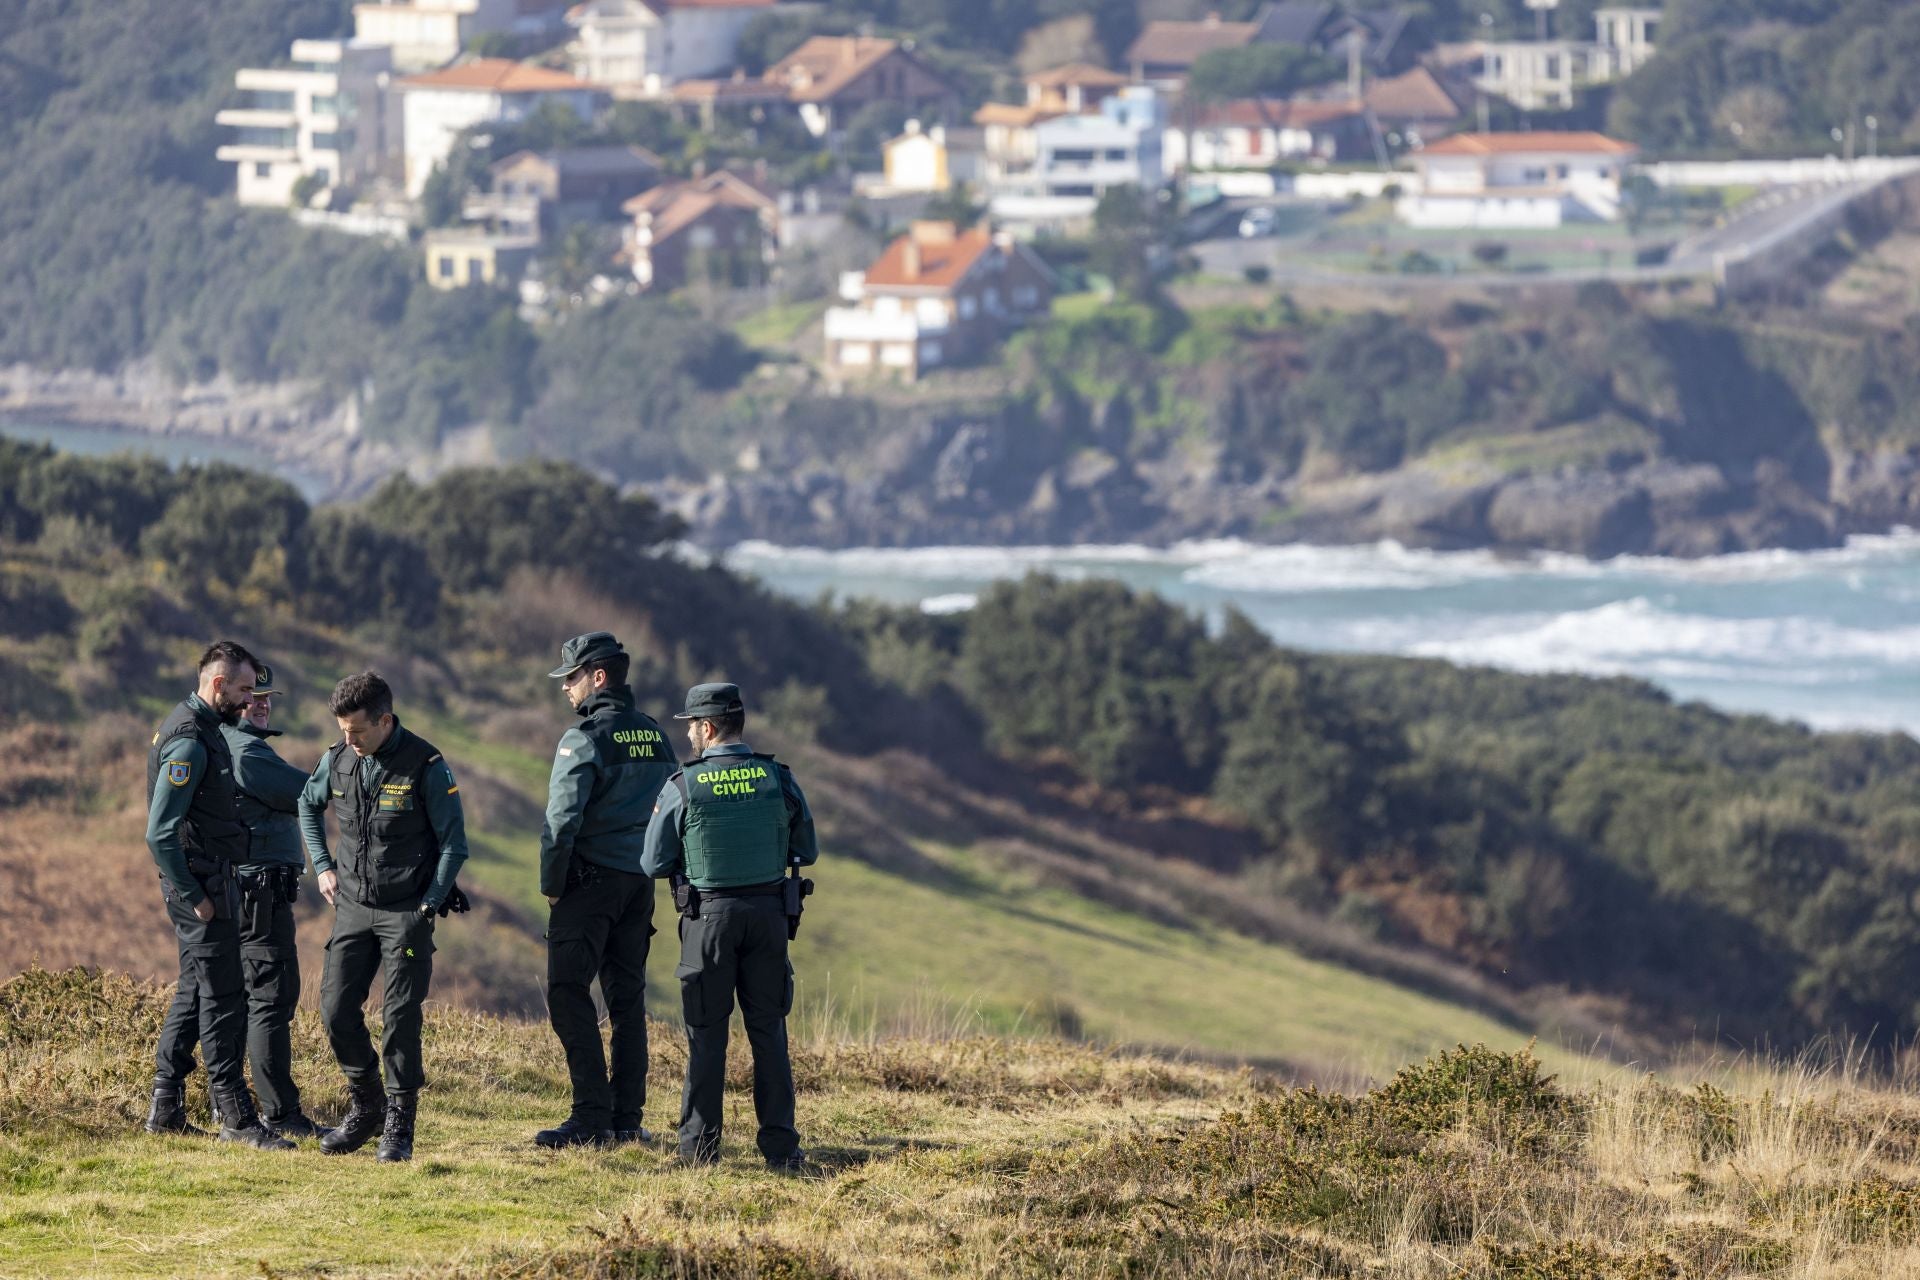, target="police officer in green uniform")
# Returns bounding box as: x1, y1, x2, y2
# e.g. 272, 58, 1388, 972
220, 663, 330, 1141
642, 683, 818, 1170
533, 632, 676, 1149
143, 640, 295, 1152
298, 671, 469, 1163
